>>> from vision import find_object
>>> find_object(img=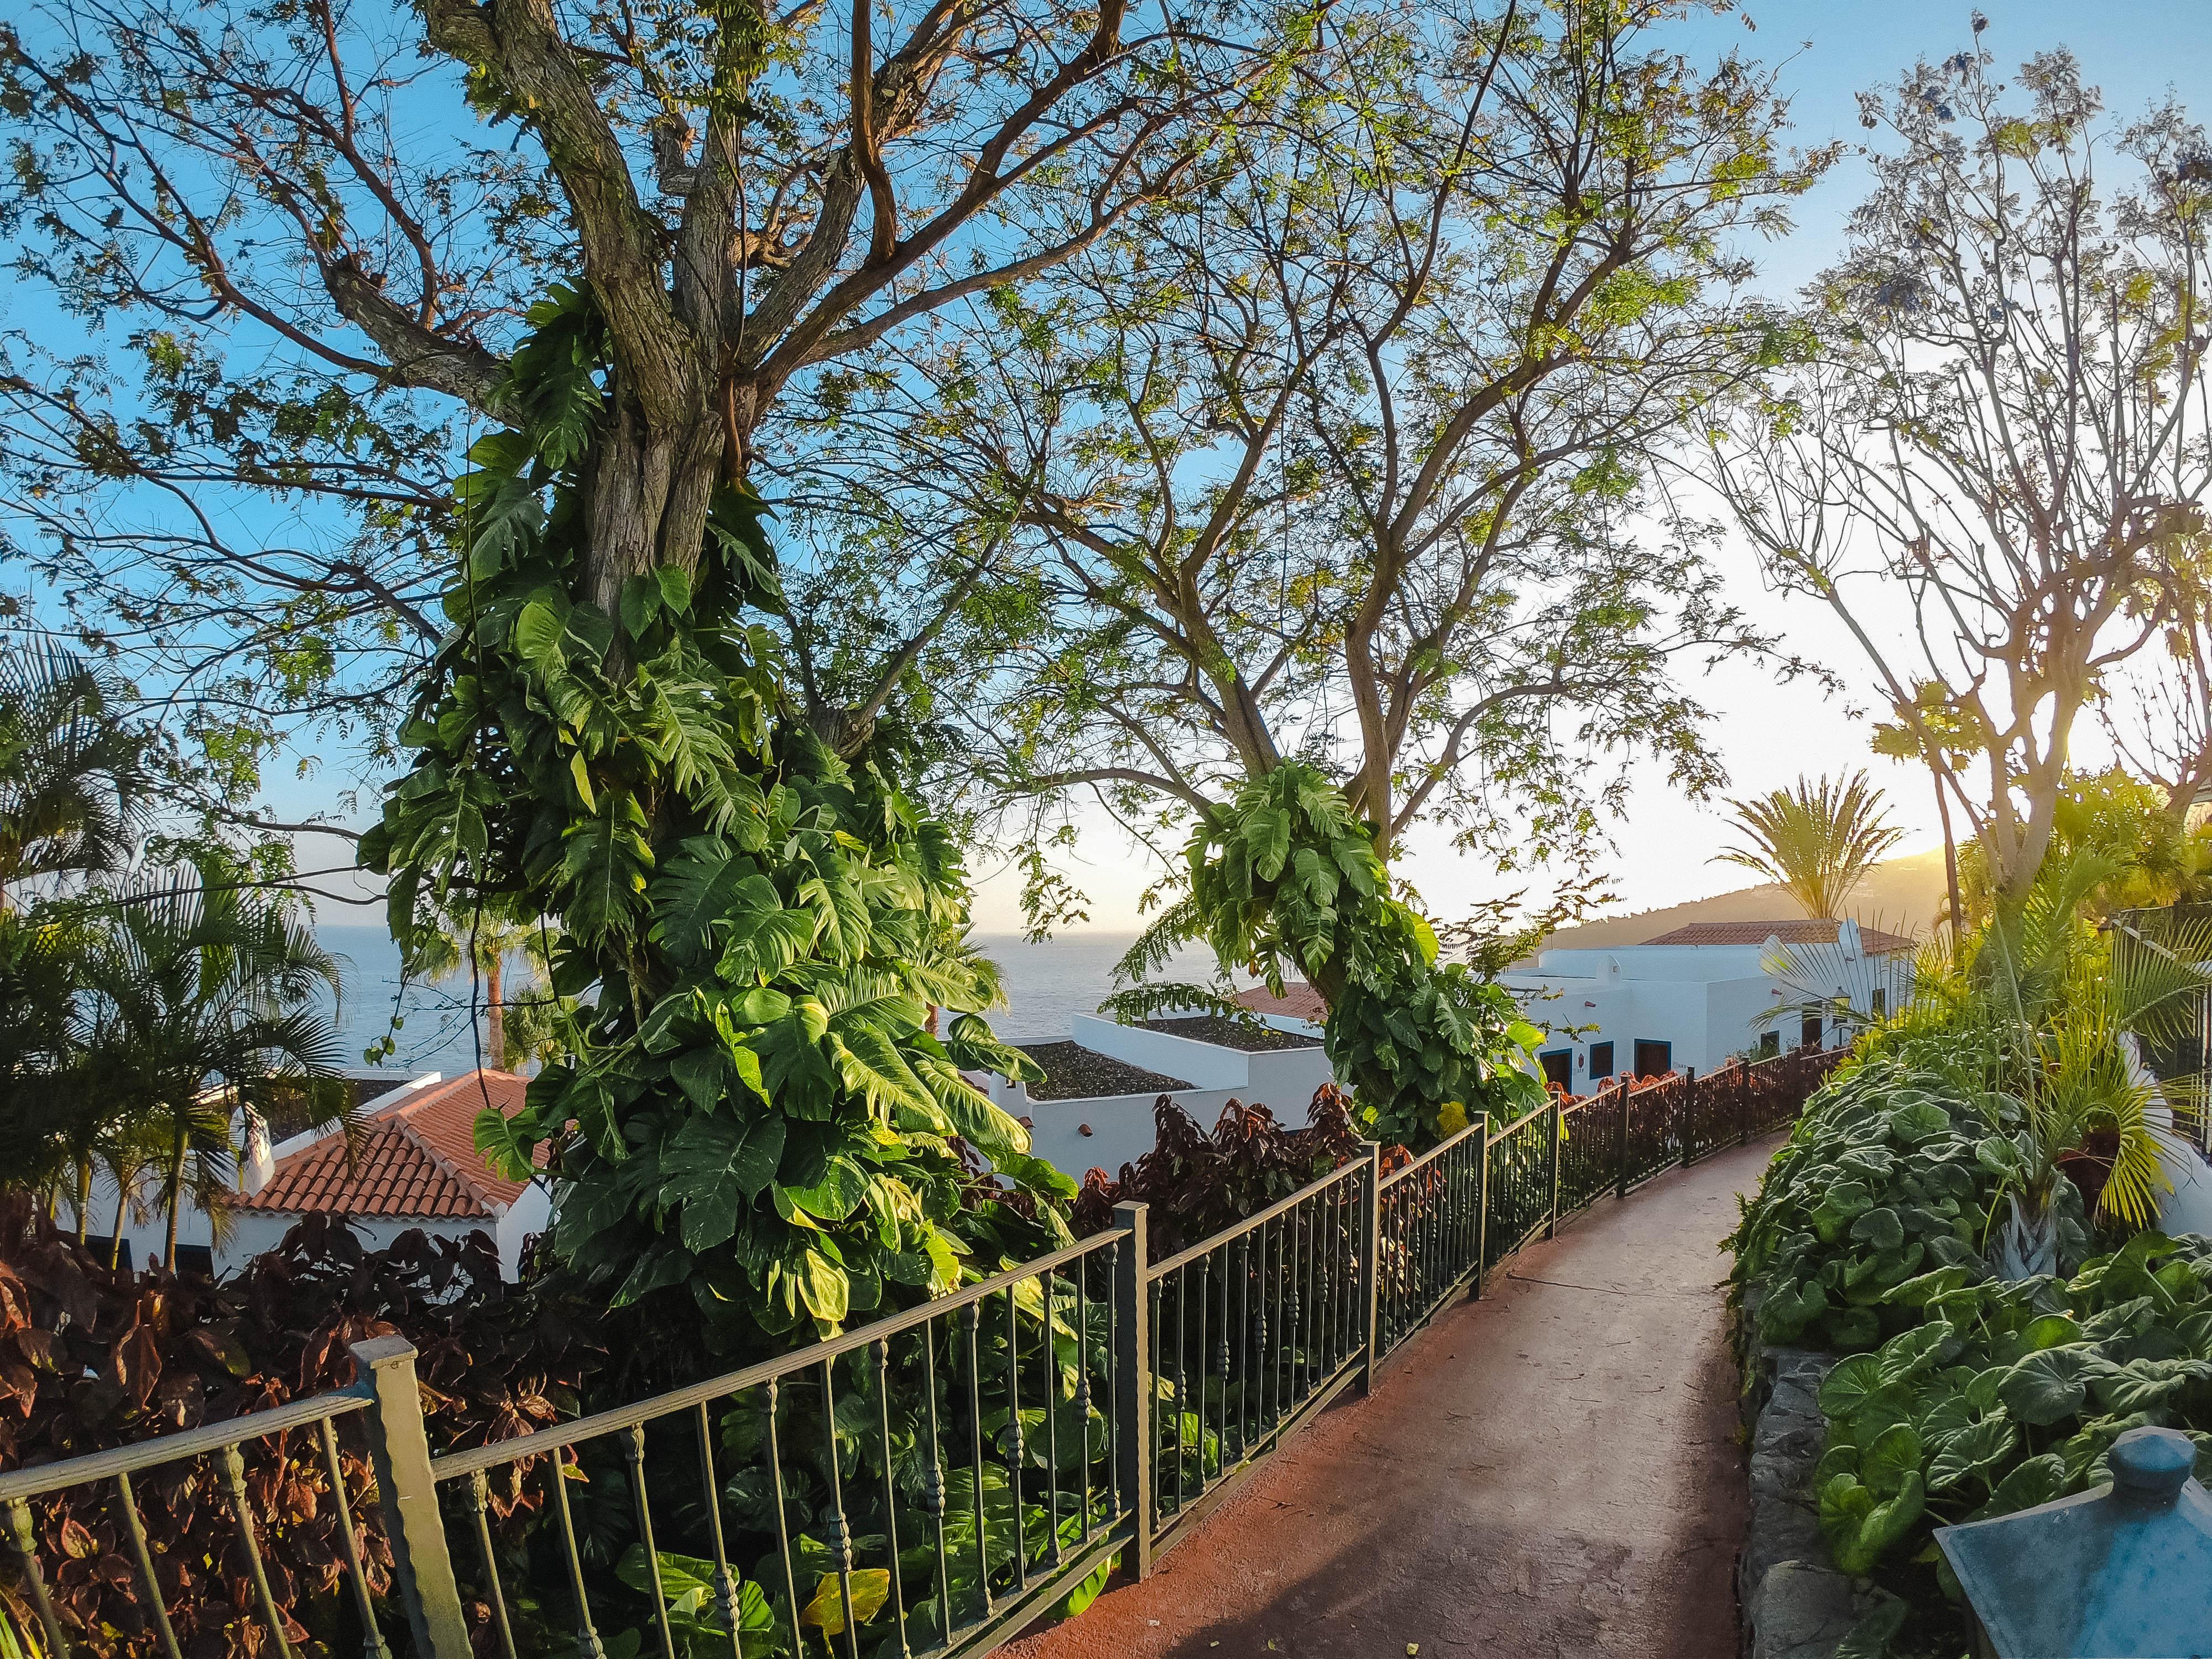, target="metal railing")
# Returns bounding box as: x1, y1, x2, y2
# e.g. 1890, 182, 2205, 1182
1, 1047, 1847, 1657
